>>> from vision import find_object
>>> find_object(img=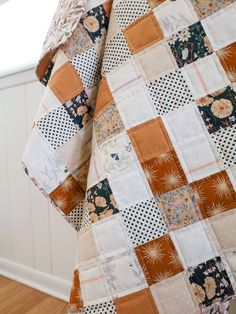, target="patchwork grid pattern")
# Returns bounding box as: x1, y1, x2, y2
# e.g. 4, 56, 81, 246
23, 0, 236, 313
